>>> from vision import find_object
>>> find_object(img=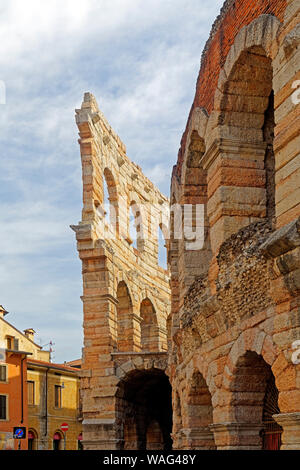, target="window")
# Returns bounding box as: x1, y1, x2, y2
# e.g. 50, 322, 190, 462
53, 431, 62, 450
158, 225, 168, 270
78, 434, 83, 450
0, 365, 7, 382
6, 337, 19, 350
28, 381, 35, 405
0, 395, 7, 420
28, 429, 38, 450
54, 385, 62, 408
